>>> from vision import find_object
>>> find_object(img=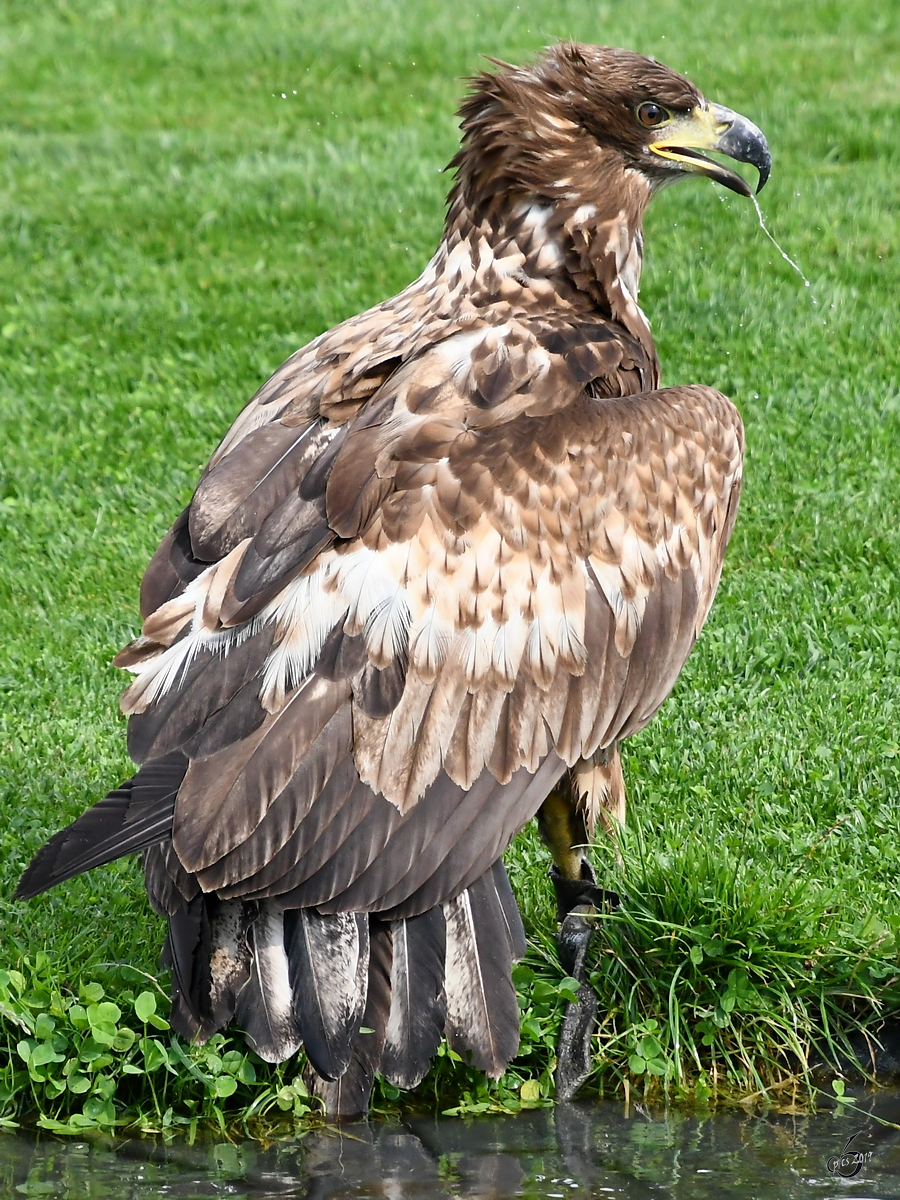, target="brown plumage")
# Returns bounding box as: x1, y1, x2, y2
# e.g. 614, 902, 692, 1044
16, 43, 769, 1114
